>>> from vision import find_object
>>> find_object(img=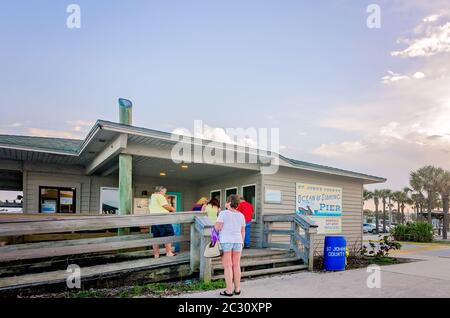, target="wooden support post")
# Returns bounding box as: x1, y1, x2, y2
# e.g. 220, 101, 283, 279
199, 234, 212, 283
307, 228, 317, 271
190, 223, 200, 273
118, 153, 132, 235
263, 221, 272, 248
290, 221, 299, 257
